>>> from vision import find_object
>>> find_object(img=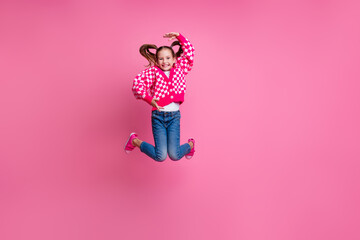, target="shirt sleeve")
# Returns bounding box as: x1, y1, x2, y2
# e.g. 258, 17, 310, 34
176, 33, 195, 75
132, 67, 155, 105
